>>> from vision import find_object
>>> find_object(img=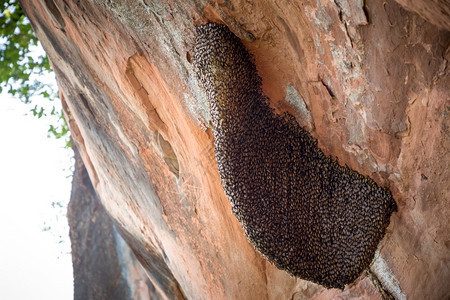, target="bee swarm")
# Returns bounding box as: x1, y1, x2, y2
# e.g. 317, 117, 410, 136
193, 23, 397, 289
